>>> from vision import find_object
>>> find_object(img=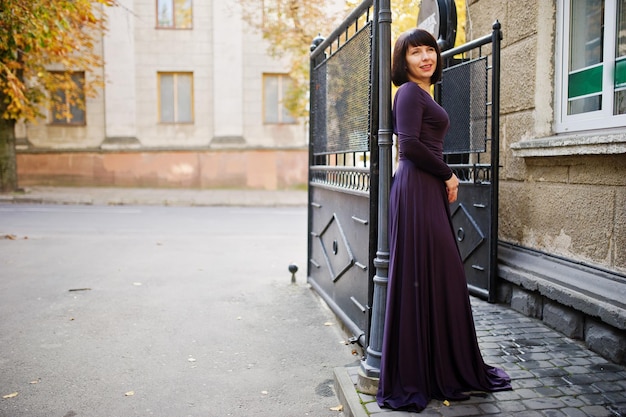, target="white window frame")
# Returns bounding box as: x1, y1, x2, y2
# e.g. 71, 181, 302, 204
158, 72, 194, 124
156, 0, 193, 29
263, 73, 297, 125
555, 0, 626, 133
